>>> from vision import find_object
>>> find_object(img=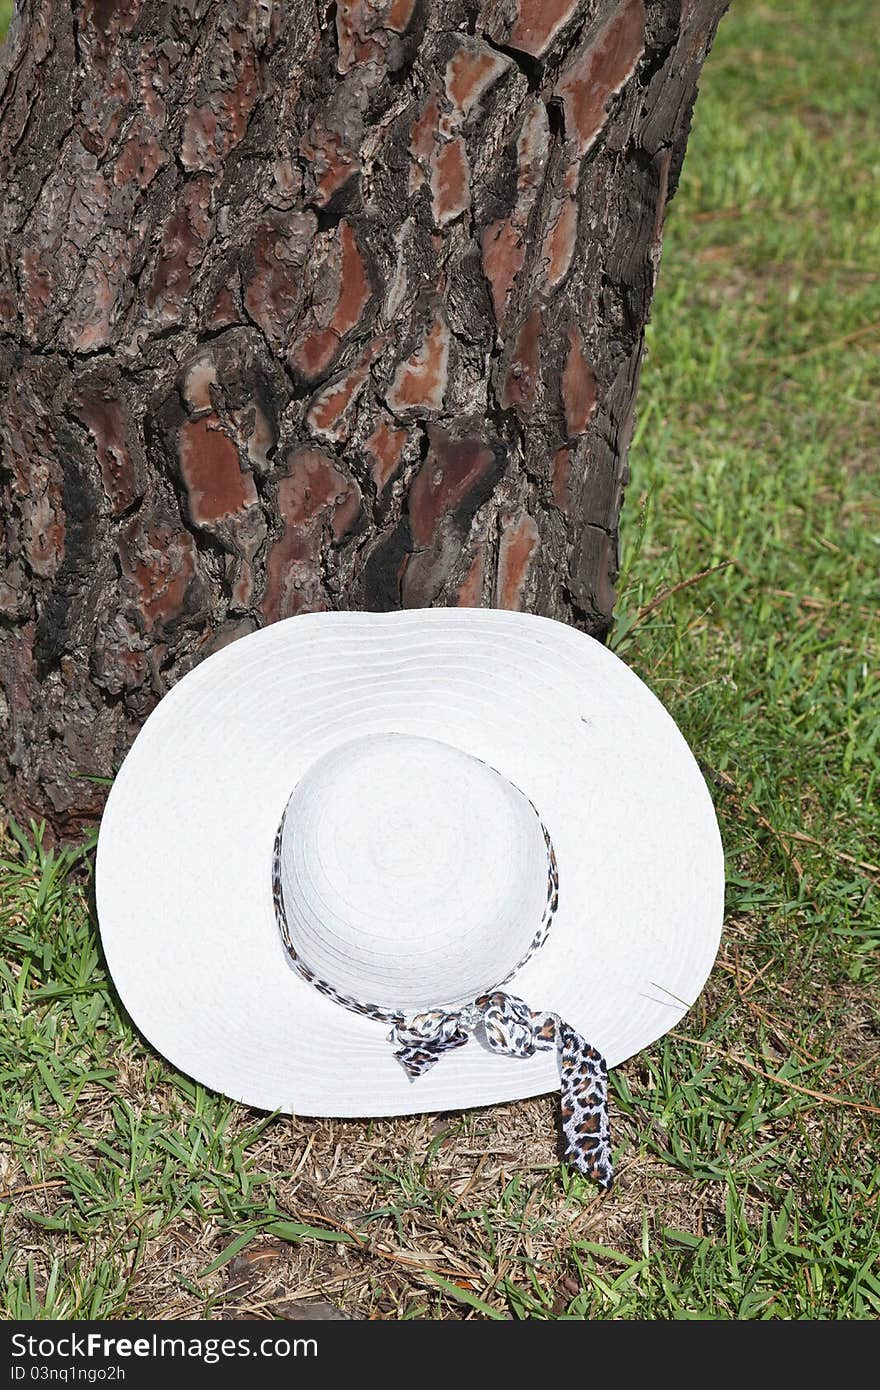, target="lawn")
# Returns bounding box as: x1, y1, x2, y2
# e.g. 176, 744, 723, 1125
1, 0, 878, 1319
